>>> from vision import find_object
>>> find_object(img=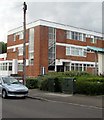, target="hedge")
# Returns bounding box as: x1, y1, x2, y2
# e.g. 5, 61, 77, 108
25, 71, 104, 95
26, 78, 39, 89
47, 71, 91, 77
39, 76, 63, 92
75, 80, 104, 95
